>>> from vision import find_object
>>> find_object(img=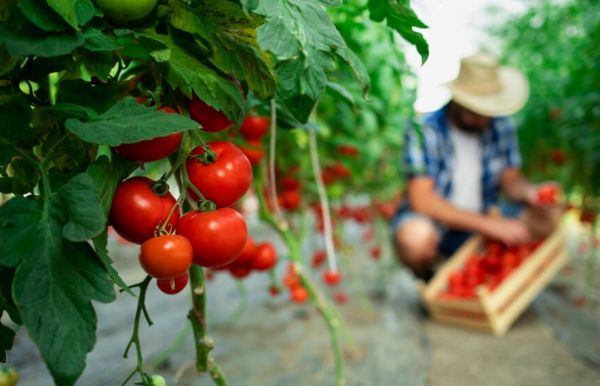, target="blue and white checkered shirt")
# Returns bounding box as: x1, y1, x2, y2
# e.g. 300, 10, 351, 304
403, 104, 522, 212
